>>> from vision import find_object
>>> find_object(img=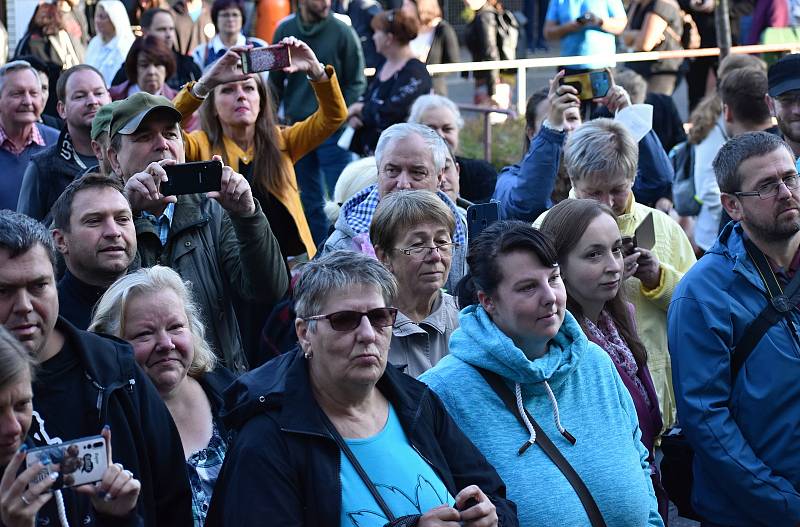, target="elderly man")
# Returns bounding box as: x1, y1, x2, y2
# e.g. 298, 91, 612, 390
0, 61, 59, 210
322, 122, 467, 291
768, 53, 800, 166
17, 65, 111, 223
0, 209, 192, 526
534, 118, 696, 432
52, 174, 136, 329
669, 132, 800, 525
106, 91, 287, 371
